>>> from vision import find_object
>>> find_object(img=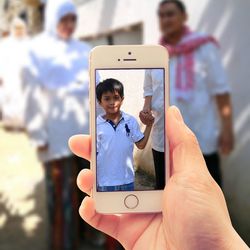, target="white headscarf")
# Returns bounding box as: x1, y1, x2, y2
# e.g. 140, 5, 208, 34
26, 0, 90, 89
10, 17, 27, 38
45, 0, 77, 36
